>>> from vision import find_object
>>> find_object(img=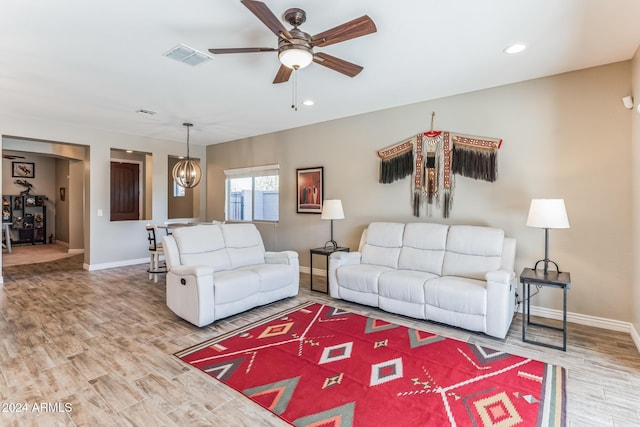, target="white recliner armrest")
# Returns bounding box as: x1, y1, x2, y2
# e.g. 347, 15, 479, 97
265, 250, 299, 265
485, 269, 517, 339
328, 251, 362, 298
166, 264, 215, 327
